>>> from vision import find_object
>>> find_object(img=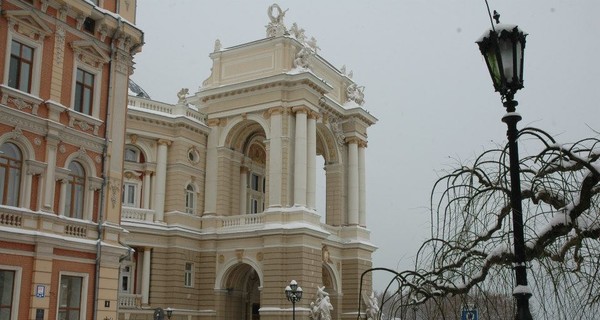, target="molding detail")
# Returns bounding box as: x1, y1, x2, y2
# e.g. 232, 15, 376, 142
71, 40, 110, 70
6, 10, 52, 41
